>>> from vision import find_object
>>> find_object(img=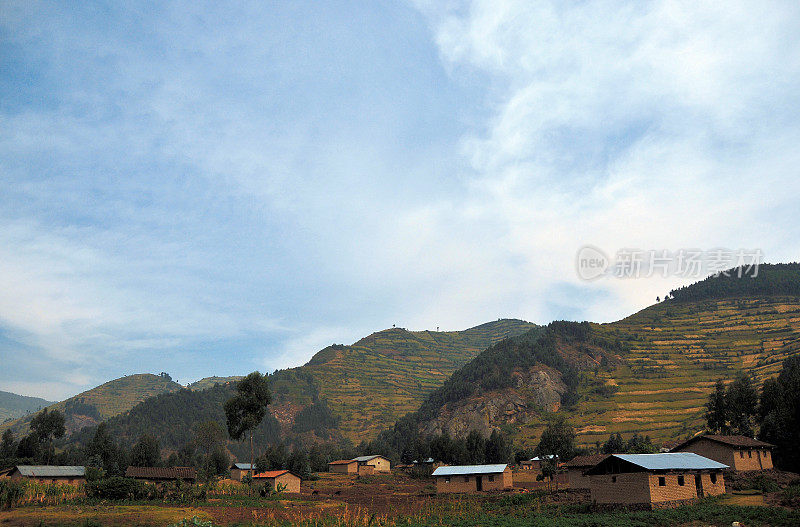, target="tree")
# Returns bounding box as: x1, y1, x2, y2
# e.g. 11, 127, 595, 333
758, 356, 800, 472
130, 434, 161, 467
16, 434, 39, 459
85, 423, 128, 476
29, 408, 65, 464
705, 379, 728, 434
727, 374, 758, 436
535, 416, 575, 461
225, 371, 272, 482
194, 421, 225, 455
465, 431, 486, 465
484, 430, 512, 464
601, 433, 625, 454
1, 430, 16, 459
